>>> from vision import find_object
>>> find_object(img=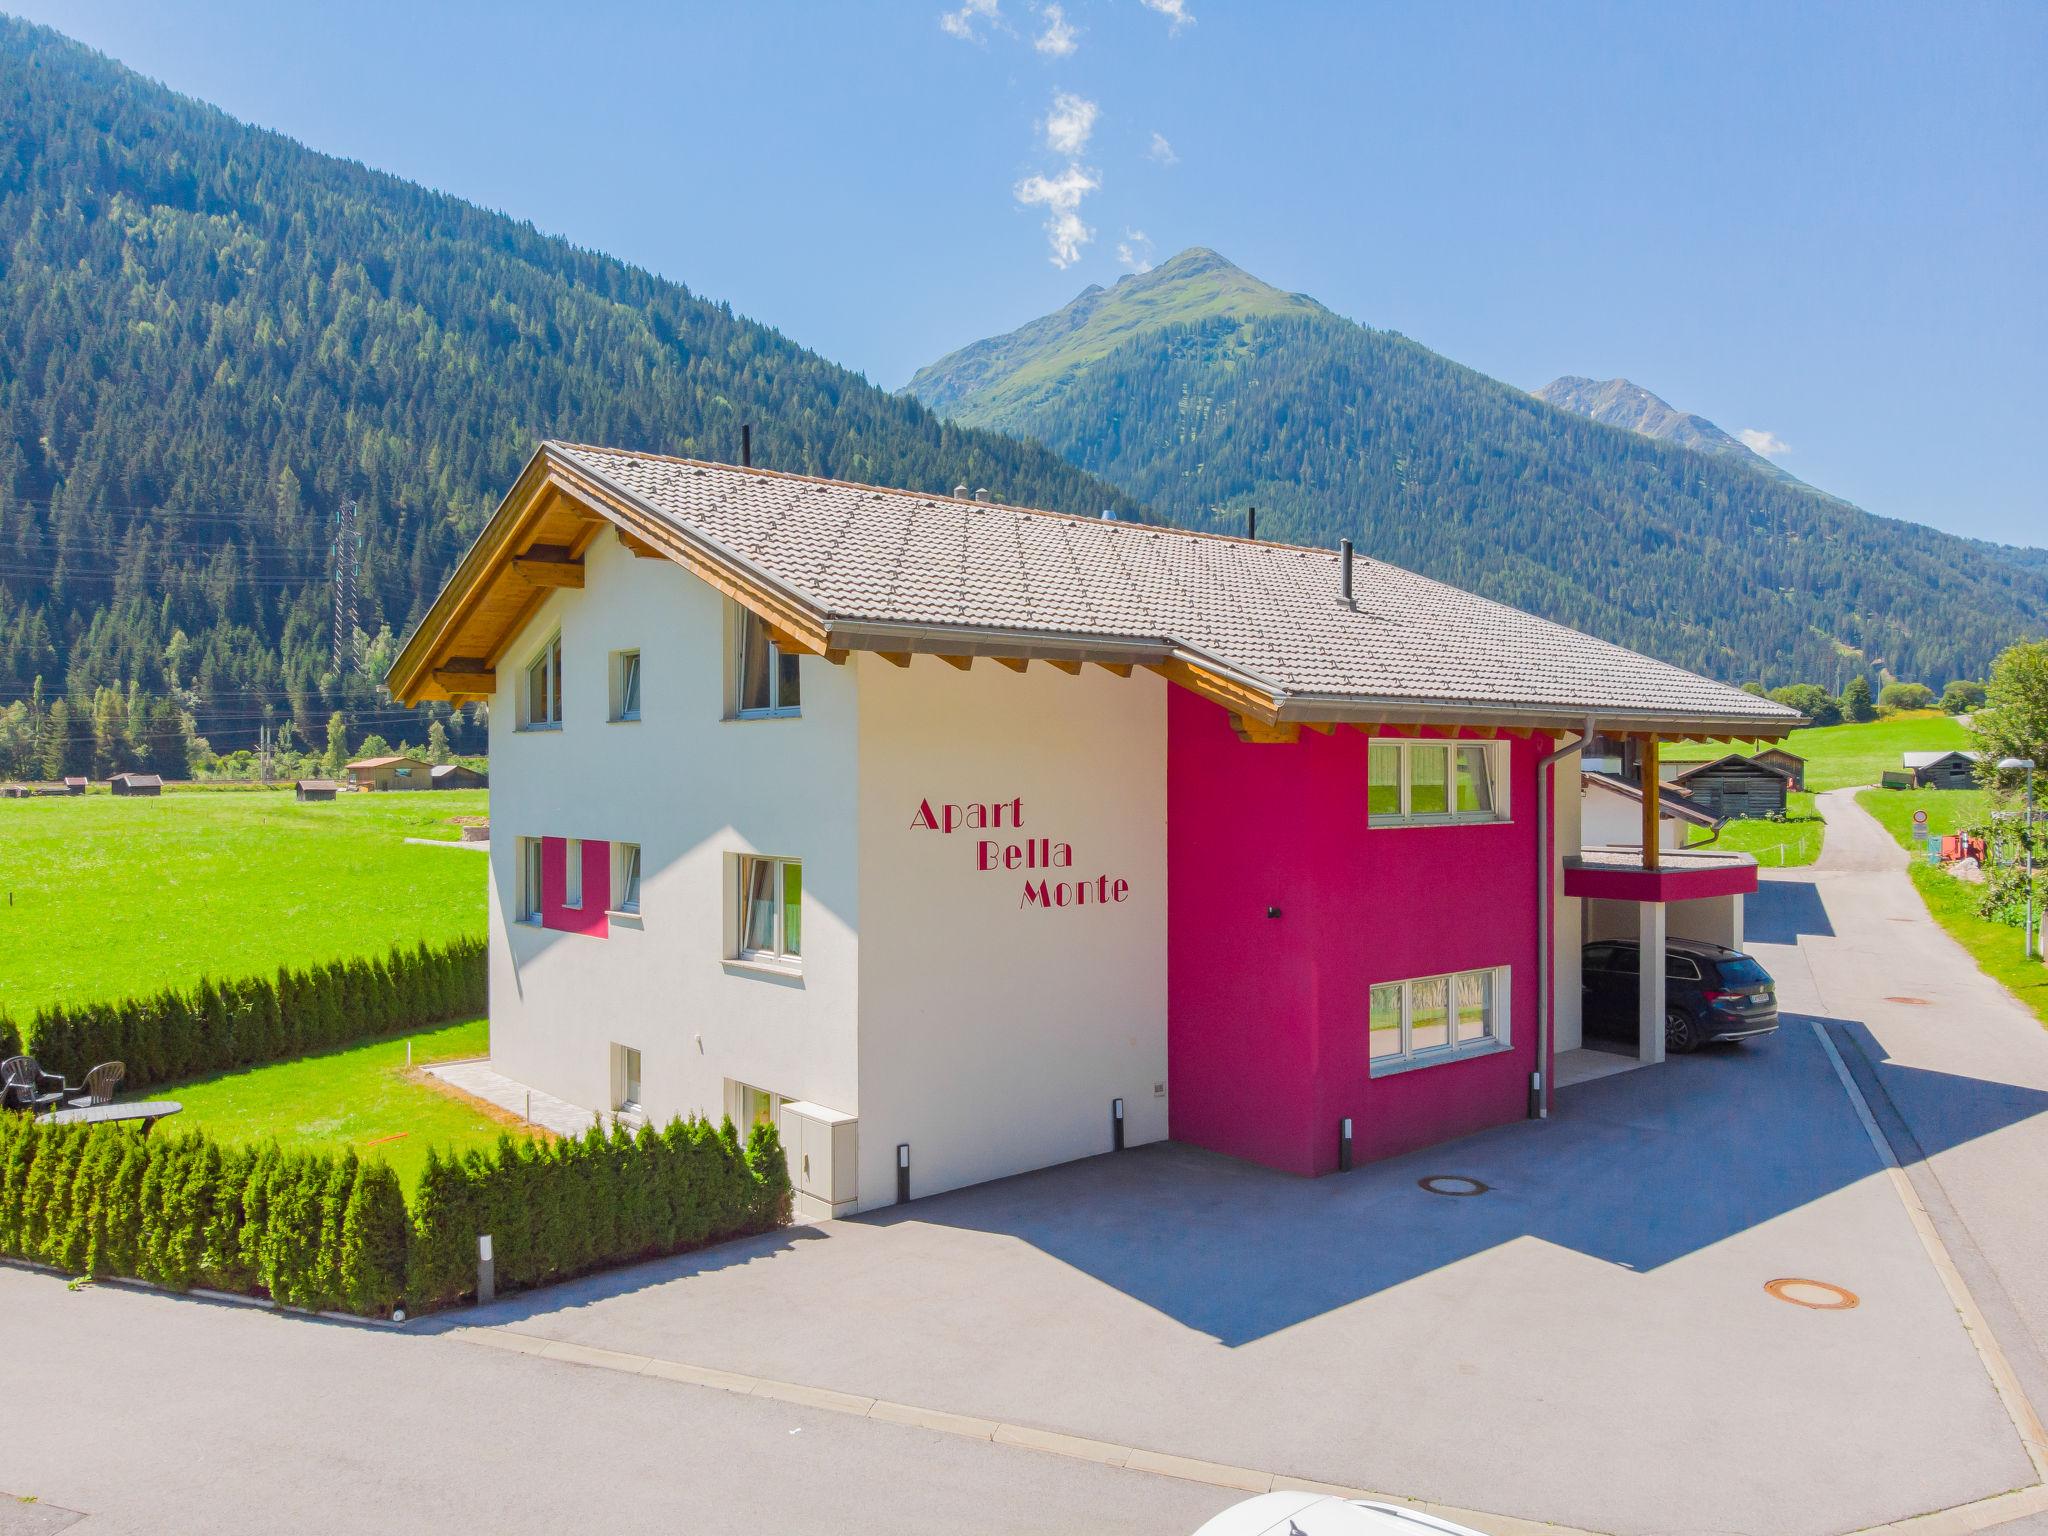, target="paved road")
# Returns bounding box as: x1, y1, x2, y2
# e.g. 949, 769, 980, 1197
0, 1269, 1239, 1536
1754, 788, 2048, 1441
